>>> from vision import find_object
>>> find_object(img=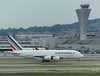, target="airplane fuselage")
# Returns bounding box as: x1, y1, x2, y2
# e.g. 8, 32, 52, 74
12, 50, 84, 60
